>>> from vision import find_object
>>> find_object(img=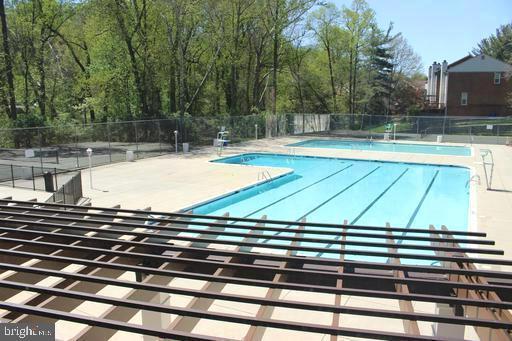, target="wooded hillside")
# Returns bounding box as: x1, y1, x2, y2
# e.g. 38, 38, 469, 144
0, 0, 424, 128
